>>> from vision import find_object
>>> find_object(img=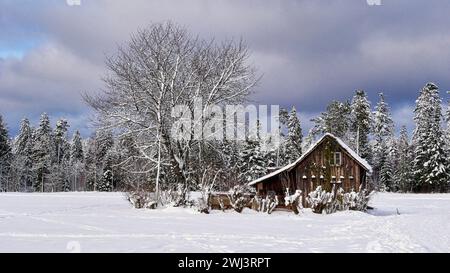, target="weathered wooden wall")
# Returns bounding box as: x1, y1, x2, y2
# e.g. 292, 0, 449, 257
253, 136, 368, 208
